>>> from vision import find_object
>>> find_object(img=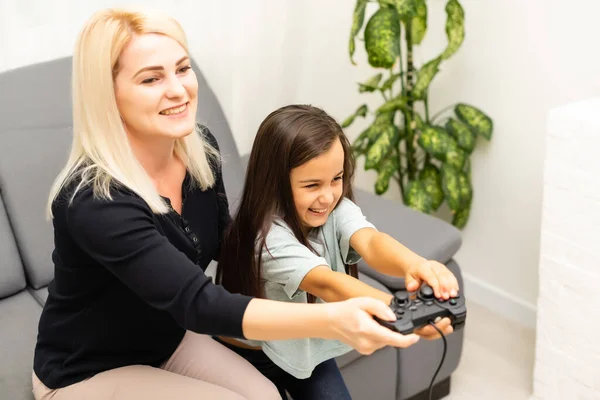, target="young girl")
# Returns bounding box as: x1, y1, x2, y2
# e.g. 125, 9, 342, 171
216, 105, 459, 399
